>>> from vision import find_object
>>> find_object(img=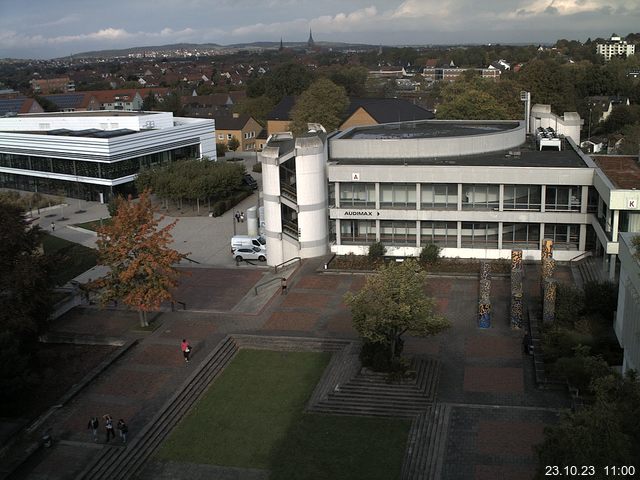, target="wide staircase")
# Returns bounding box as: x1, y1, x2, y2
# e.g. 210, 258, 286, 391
76, 335, 349, 480
308, 357, 441, 418
571, 254, 605, 288
76, 335, 445, 480
401, 404, 452, 480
